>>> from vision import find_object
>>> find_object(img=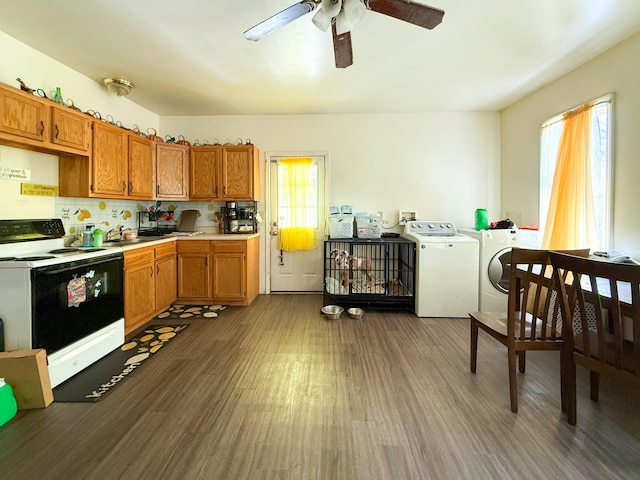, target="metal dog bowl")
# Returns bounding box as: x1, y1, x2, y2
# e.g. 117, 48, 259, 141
321, 305, 344, 320
347, 307, 365, 319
